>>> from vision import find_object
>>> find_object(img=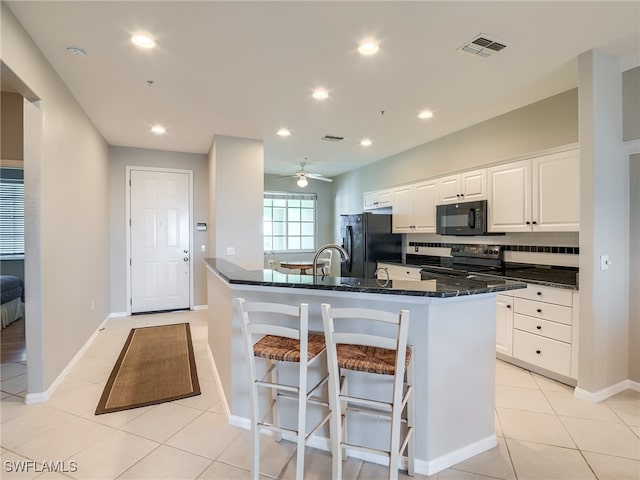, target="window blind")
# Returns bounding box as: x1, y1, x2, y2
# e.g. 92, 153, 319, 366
0, 177, 25, 256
